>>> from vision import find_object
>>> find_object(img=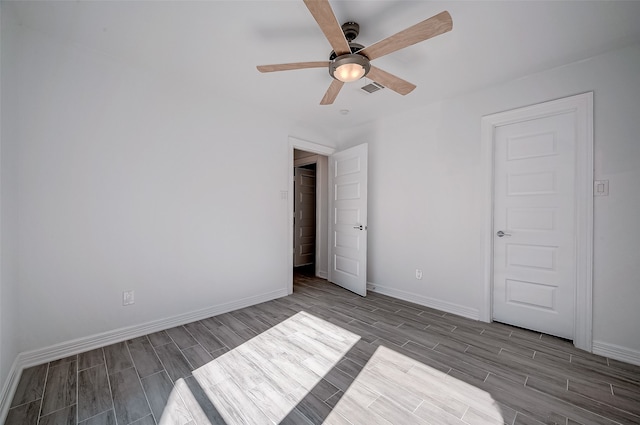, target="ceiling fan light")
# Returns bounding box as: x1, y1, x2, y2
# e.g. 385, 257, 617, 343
330, 54, 370, 83
335, 63, 366, 82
